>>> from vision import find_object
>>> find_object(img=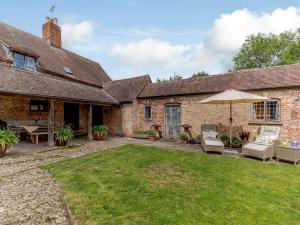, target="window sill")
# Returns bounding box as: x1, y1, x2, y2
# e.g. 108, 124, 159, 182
248, 121, 282, 125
